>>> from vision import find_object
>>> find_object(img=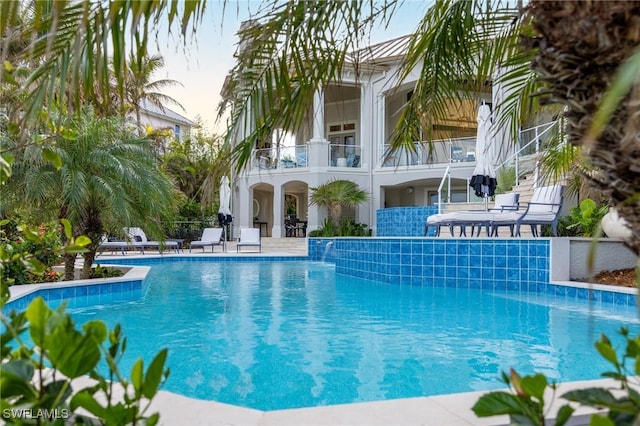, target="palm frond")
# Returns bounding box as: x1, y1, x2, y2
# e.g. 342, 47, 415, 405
219, 1, 396, 171
387, 1, 522, 157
